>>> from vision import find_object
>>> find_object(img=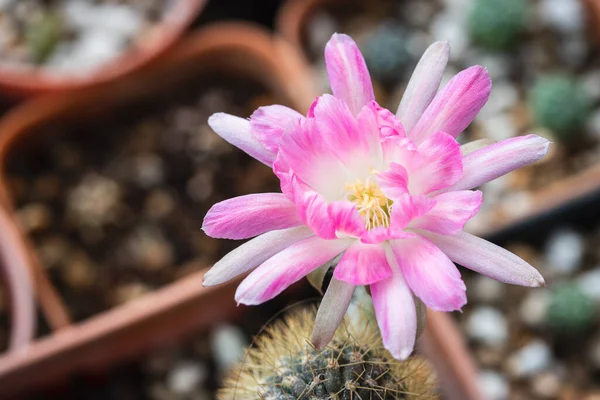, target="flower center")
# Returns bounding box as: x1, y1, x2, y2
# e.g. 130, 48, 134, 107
345, 177, 392, 230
